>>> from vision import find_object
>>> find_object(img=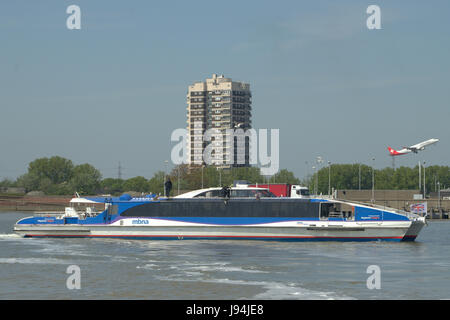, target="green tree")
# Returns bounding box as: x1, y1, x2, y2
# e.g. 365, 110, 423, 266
69, 164, 102, 195
101, 178, 125, 195
231, 167, 265, 185
375, 167, 394, 190
163, 165, 300, 192
0, 178, 16, 188
148, 171, 165, 195
310, 164, 374, 194
28, 156, 74, 184
123, 176, 150, 193
16, 172, 40, 192
308, 164, 450, 194
169, 164, 190, 194
17, 156, 75, 193
422, 165, 450, 193
272, 169, 300, 185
